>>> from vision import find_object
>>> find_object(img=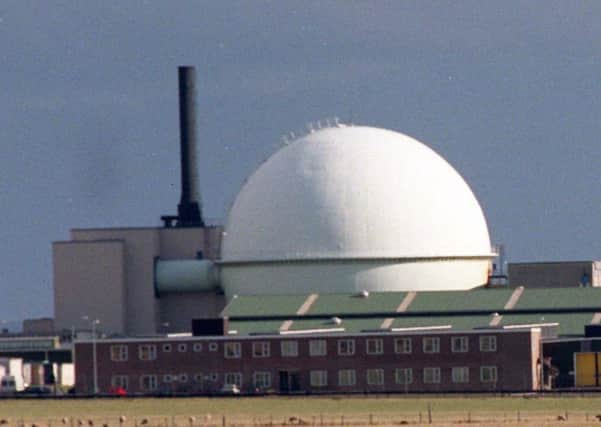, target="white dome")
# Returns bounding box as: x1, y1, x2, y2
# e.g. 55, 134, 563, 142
220, 126, 493, 296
